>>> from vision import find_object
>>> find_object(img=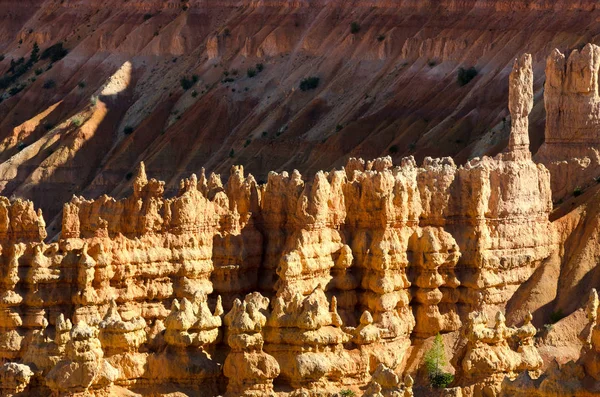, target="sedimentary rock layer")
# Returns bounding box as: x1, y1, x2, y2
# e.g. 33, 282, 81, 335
0, 0, 599, 226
